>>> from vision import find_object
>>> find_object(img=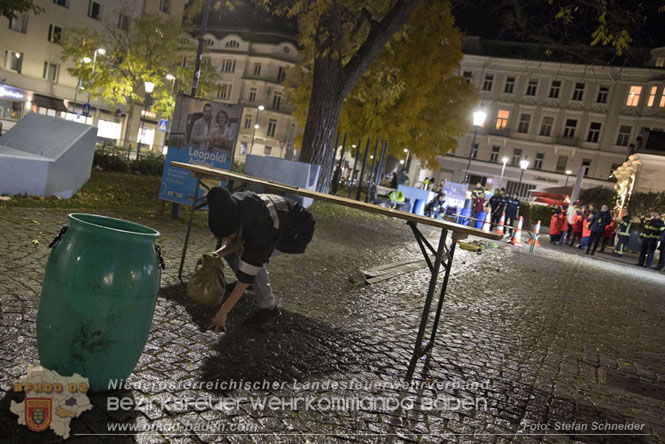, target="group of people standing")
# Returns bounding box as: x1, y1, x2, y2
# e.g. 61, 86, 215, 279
549, 202, 613, 255
478, 185, 521, 236
549, 202, 665, 270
